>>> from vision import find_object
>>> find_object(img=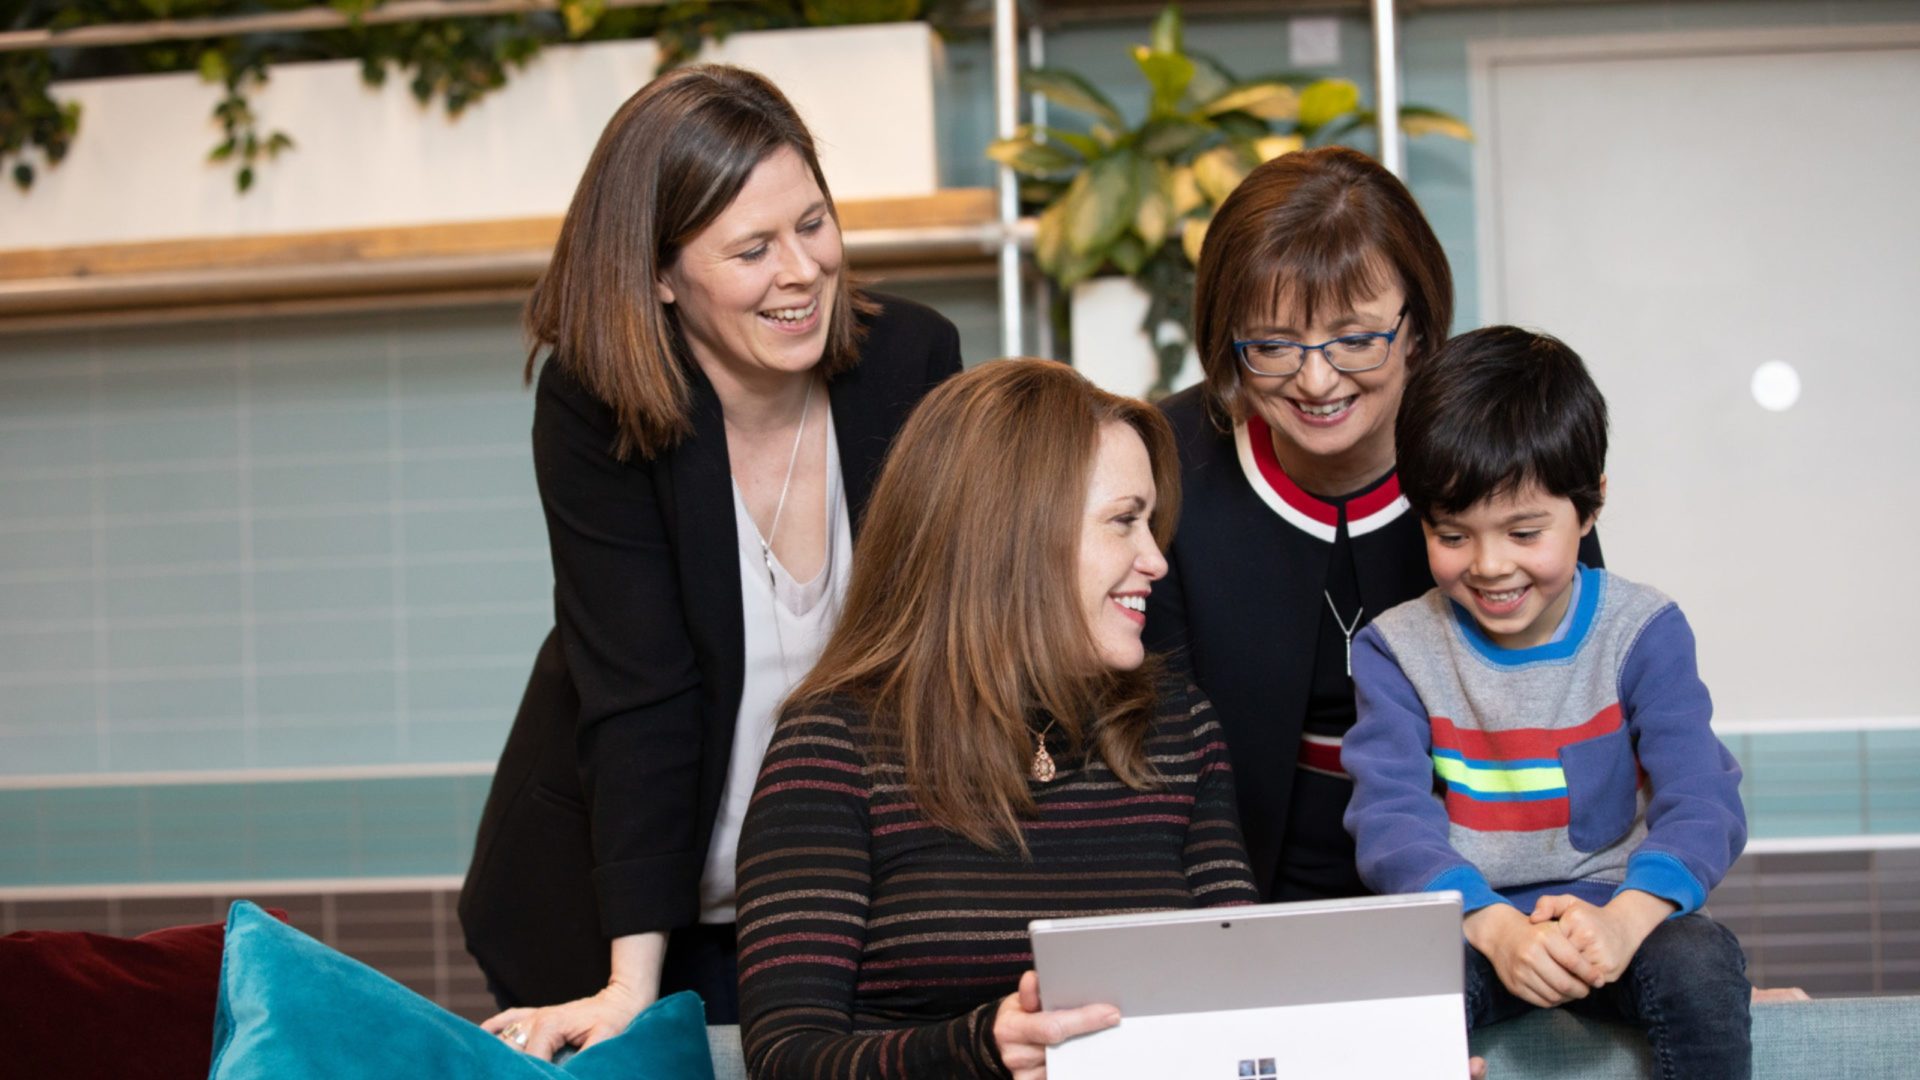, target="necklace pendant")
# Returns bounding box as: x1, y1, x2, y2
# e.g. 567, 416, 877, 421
1030, 740, 1057, 783
1345, 638, 1353, 678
